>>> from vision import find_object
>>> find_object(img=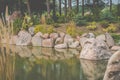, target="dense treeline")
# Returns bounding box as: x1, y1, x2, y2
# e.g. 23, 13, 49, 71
0, 0, 120, 23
